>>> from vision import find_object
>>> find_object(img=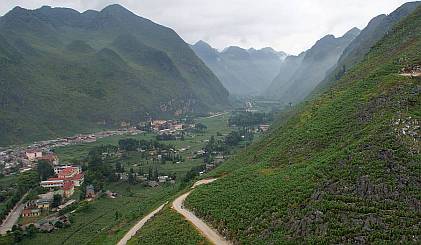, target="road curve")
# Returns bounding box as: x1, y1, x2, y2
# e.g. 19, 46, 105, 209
117, 202, 167, 245
172, 178, 231, 245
